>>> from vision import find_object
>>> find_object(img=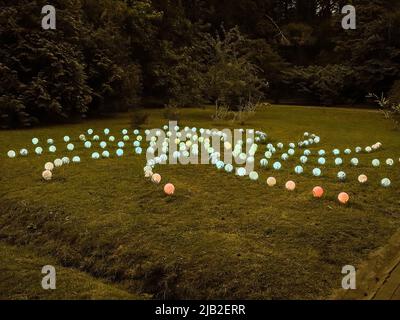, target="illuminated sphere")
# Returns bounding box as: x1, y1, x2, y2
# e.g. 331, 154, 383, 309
42, 170, 52, 181
123, 135, 130, 142
249, 171, 259, 181
87, 129, 93, 135
365, 146, 372, 153
144, 170, 153, 178
72, 156, 81, 163
277, 143, 284, 149
20, 149, 28, 156
344, 149, 351, 155
225, 164, 234, 173
289, 143, 295, 149
300, 156, 308, 164
102, 151, 110, 158
237, 167, 246, 177
333, 149, 340, 156
285, 181, 296, 191
386, 158, 394, 166
109, 136, 115, 142
35, 147, 43, 155
64, 136, 70, 143
84, 141, 92, 149
355, 147, 362, 153
281, 153, 289, 161
288, 149, 295, 156
135, 147, 142, 154
273, 162, 282, 170
358, 174, 368, 184
294, 166, 304, 174
216, 161, 225, 170
152, 173, 162, 184
116, 149, 124, 157
265, 151, 272, 159
304, 150, 311, 156
45, 162, 54, 171
267, 177, 277, 187
372, 159, 380, 167
318, 157, 326, 165
79, 134, 86, 141
122, 129, 128, 135
49, 145, 56, 153
318, 150, 325, 156
335, 158, 343, 166
338, 192, 350, 204
260, 159, 268, 167
47, 138, 54, 145
381, 178, 391, 188
133, 141, 140, 147
164, 183, 175, 195
32, 138, 39, 145
312, 168, 322, 177
104, 128, 110, 135
350, 158, 359, 166
54, 158, 63, 167
91, 152, 100, 159
312, 186, 324, 198
67, 143, 74, 151
337, 171, 346, 181
118, 141, 125, 148
137, 135, 143, 142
